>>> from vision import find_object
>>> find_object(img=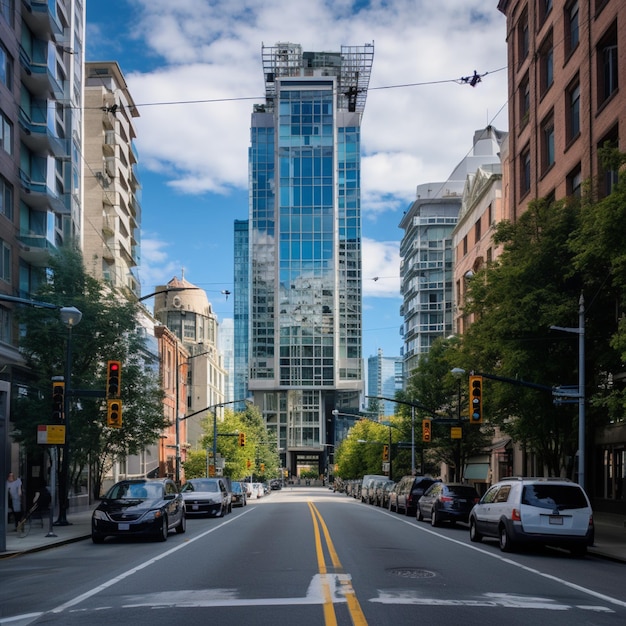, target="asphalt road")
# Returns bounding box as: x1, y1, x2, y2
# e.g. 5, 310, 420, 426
1, 487, 626, 625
